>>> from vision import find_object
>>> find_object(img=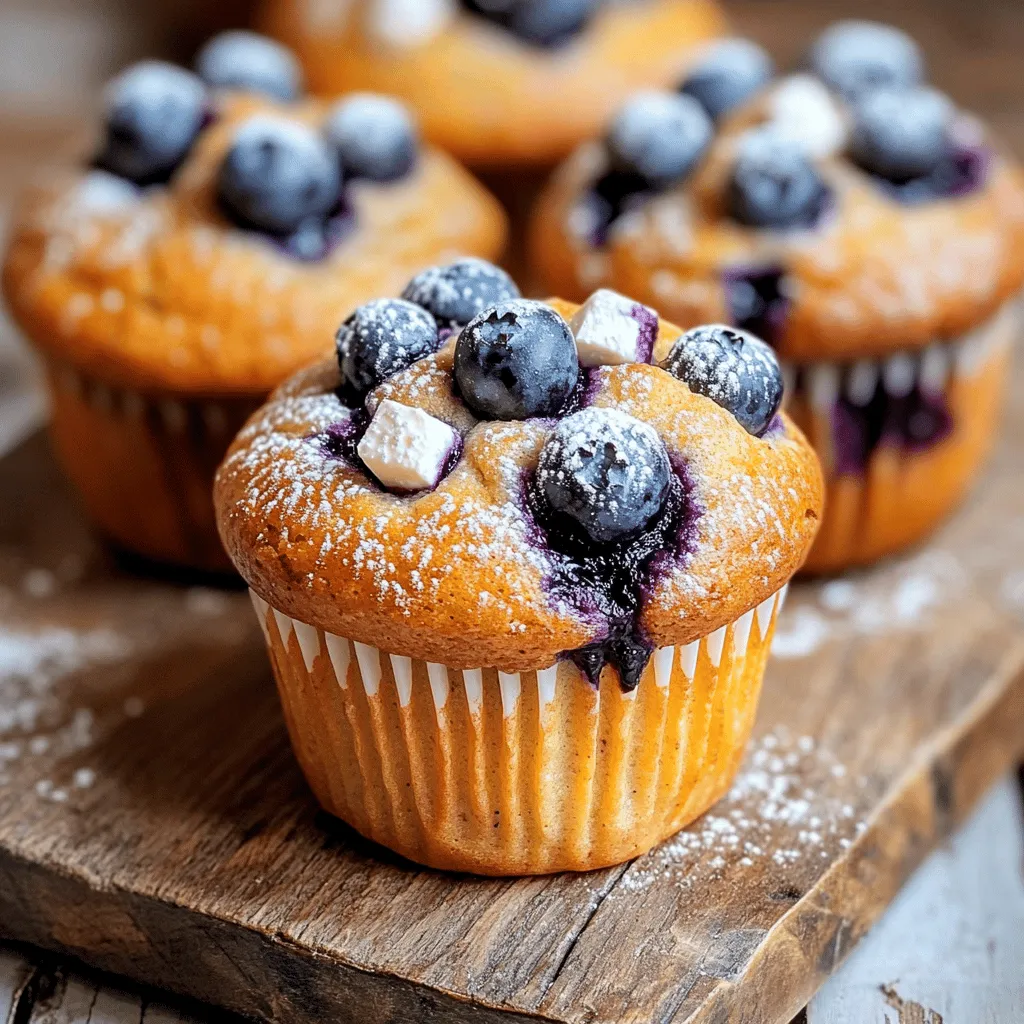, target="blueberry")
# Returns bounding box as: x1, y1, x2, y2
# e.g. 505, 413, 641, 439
679, 38, 774, 121
324, 94, 418, 183
808, 20, 923, 100
607, 91, 713, 191
336, 299, 441, 395
728, 129, 829, 230
97, 62, 207, 185
454, 300, 578, 420
850, 86, 953, 182
402, 258, 521, 329
462, 0, 598, 46
663, 324, 783, 436
507, 0, 598, 46
217, 116, 341, 235
537, 408, 671, 543
195, 31, 302, 102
